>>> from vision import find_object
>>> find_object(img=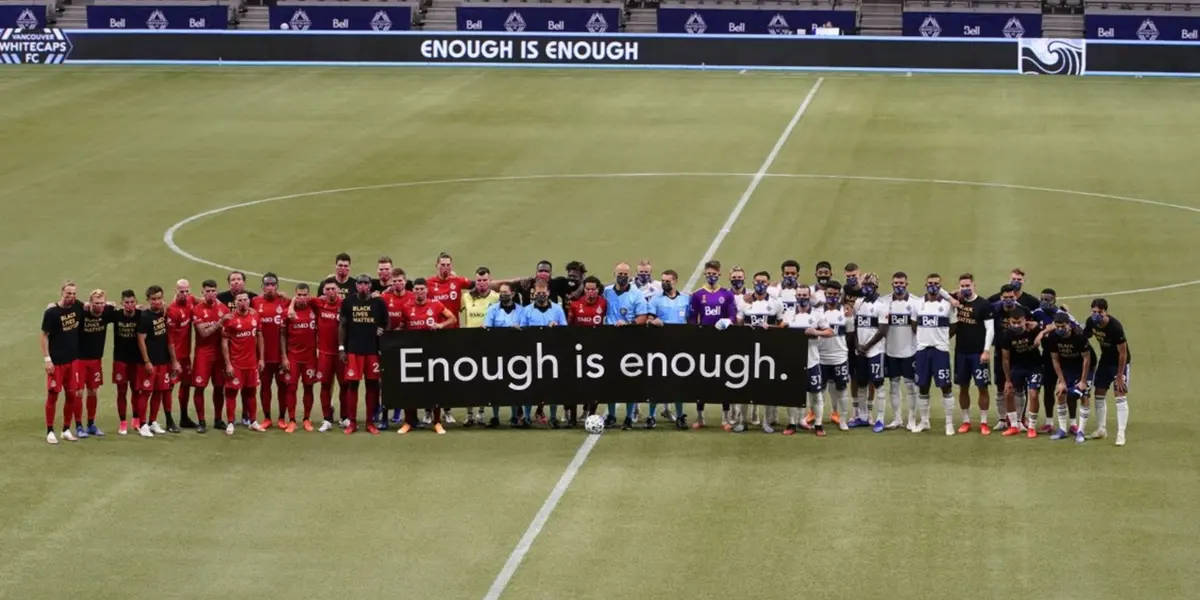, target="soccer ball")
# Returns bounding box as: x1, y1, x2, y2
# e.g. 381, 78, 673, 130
584, 414, 605, 435
280, 23, 290, 30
